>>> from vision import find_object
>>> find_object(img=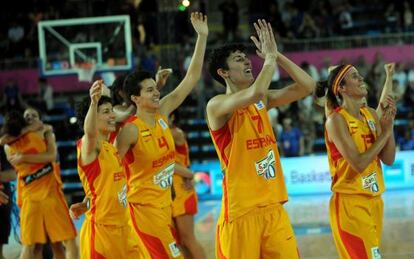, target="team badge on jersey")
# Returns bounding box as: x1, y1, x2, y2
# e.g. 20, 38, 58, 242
159, 118, 168, 129
254, 100, 265, 110
255, 149, 276, 180
367, 119, 376, 133
362, 172, 379, 193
